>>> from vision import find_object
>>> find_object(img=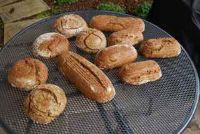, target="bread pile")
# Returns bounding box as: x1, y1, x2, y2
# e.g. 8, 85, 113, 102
7, 14, 181, 124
